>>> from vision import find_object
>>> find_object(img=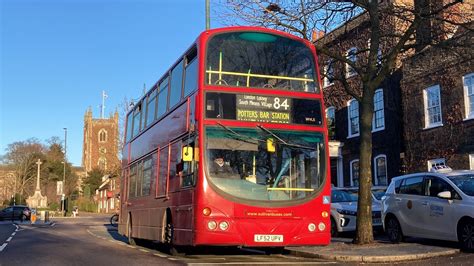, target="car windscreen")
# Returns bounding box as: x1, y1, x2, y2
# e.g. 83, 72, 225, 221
332, 190, 358, 203
372, 189, 386, 200
448, 174, 474, 196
